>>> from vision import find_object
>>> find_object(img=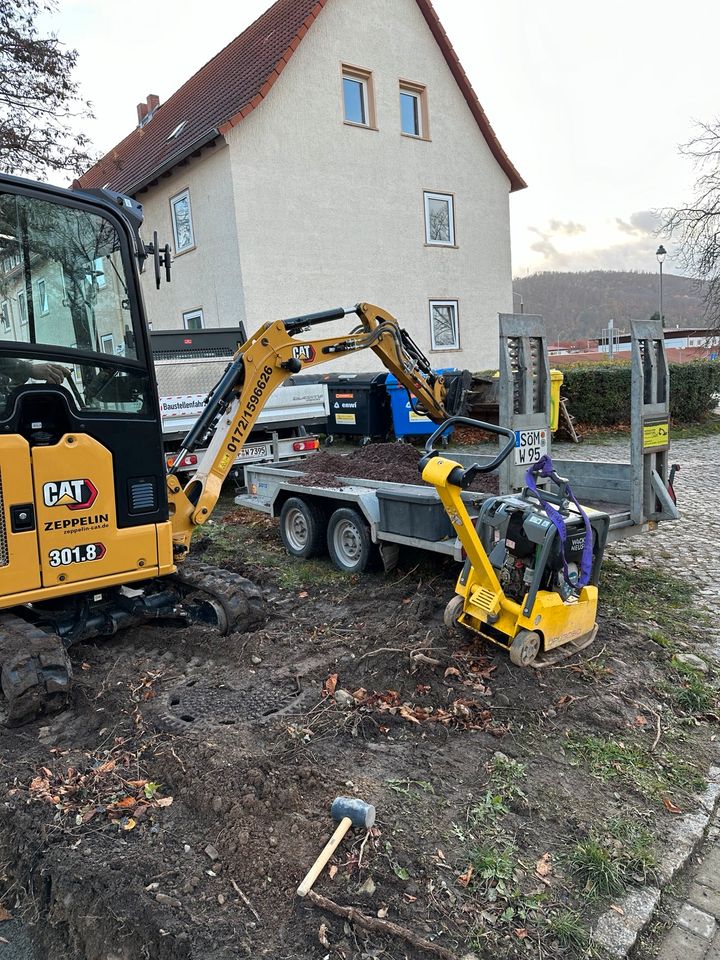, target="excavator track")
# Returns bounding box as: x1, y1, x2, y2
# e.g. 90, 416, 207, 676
0, 613, 73, 726
171, 561, 265, 635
